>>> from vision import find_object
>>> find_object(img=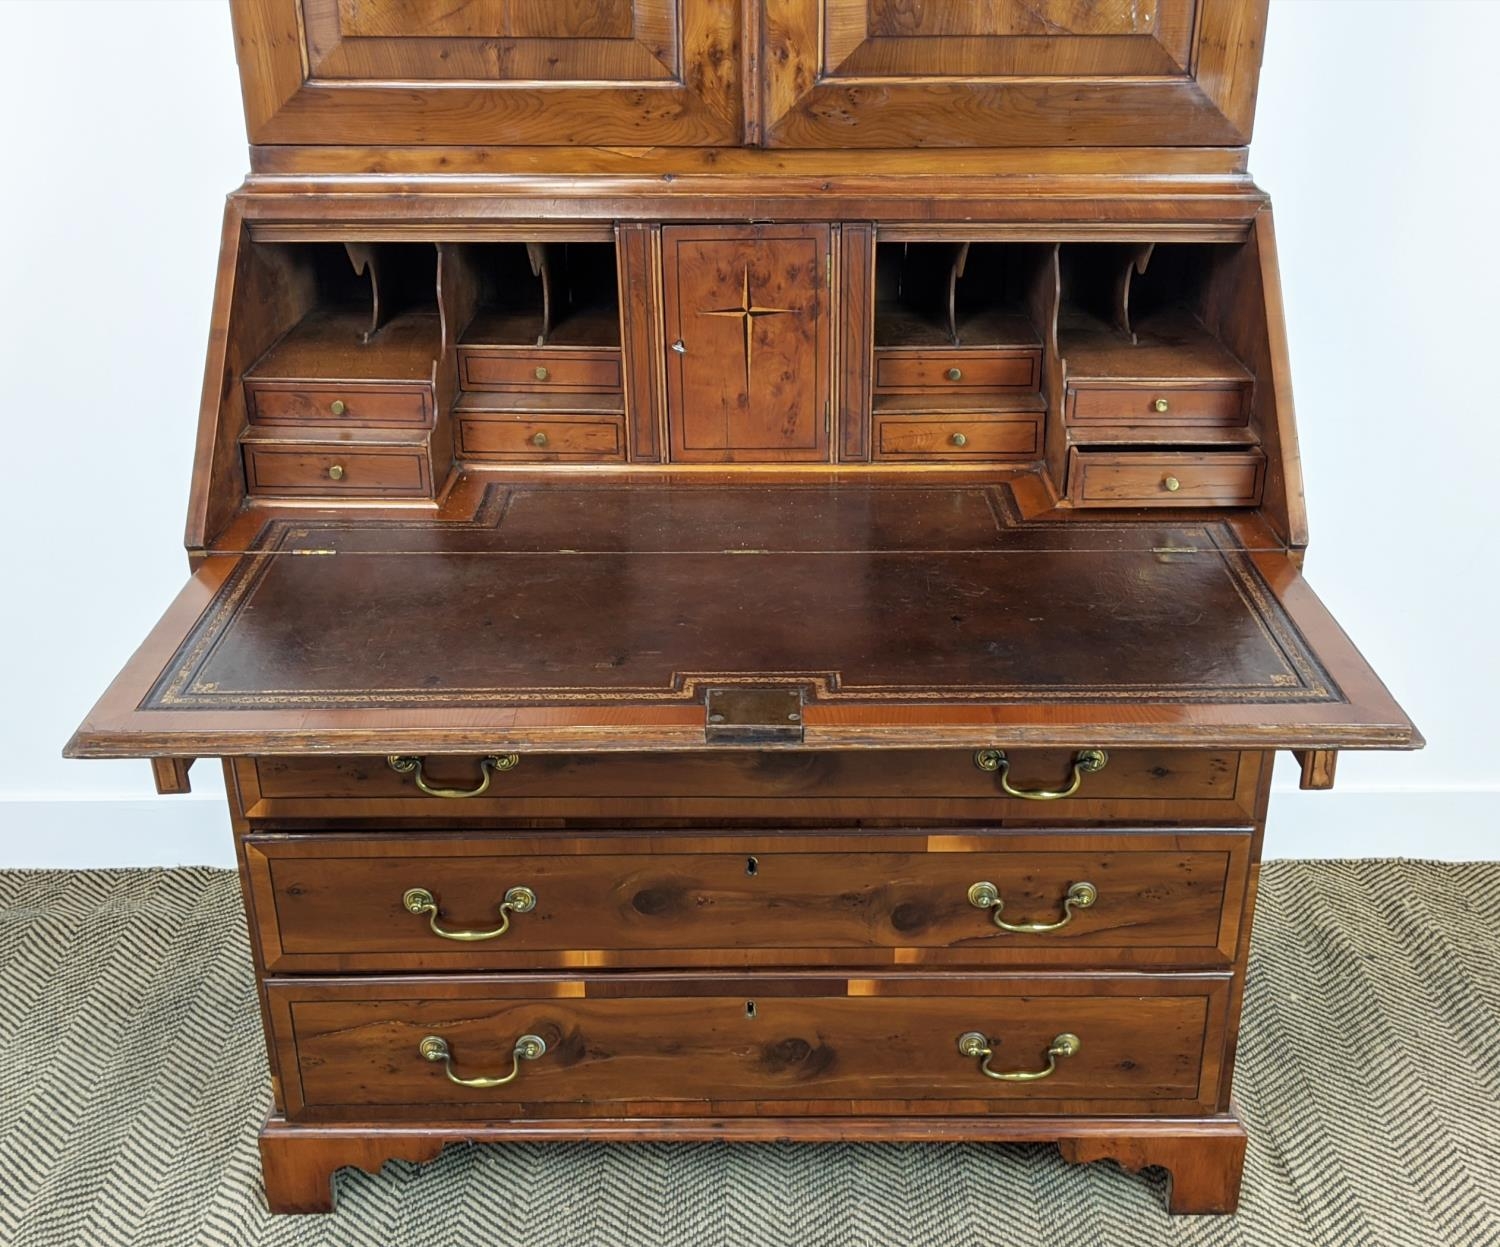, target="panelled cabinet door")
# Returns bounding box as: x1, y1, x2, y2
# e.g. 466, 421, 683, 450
757, 0, 1268, 147
231, 0, 741, 146
662, 226, 832, 463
